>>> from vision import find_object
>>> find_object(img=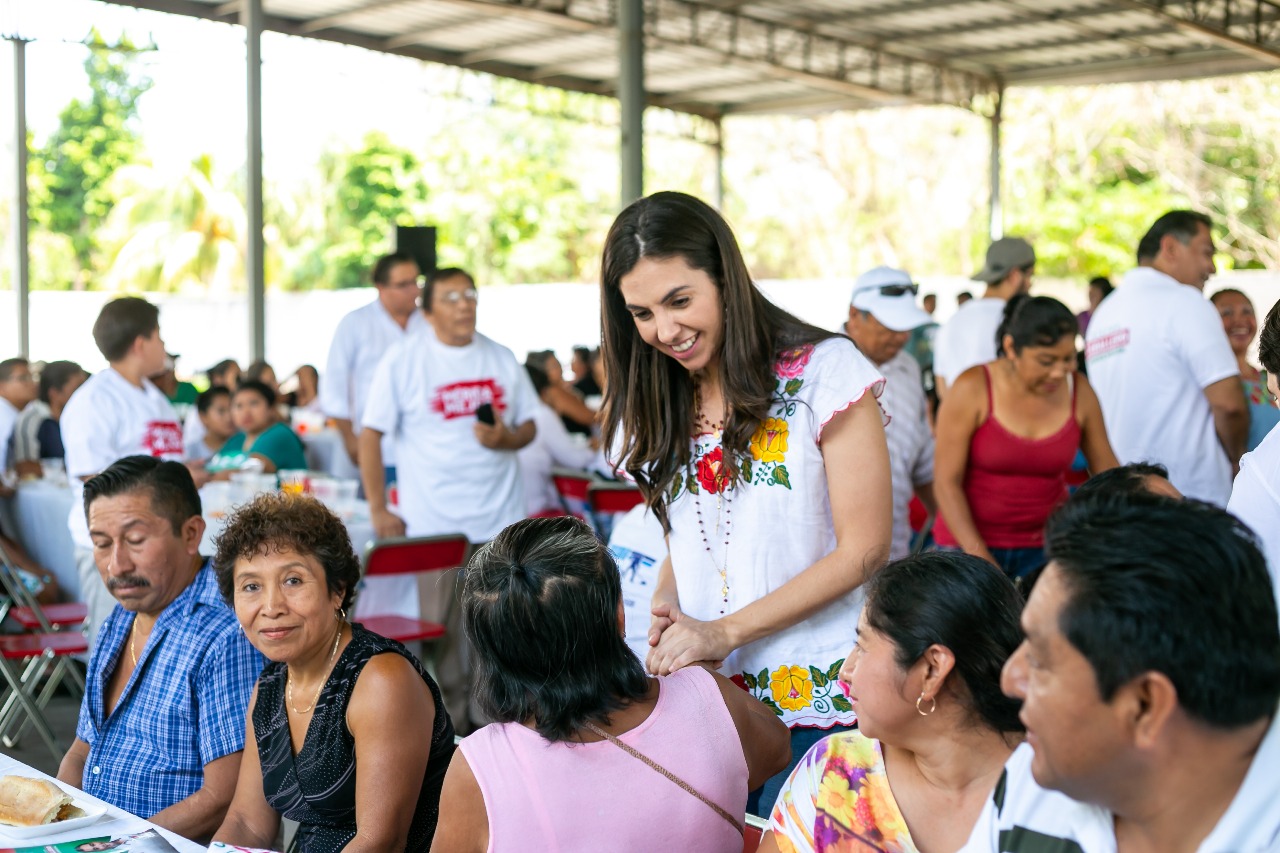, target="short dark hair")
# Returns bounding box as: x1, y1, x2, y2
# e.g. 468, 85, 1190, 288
243, 360, 275, 387
0, 357, 29, 382
1136, 210, 1213, 264
865, 551, 1025, 734
1071, 462, 1171, 502
422, 267, 474, 312
462, 516, 649, 742
213, 492, 361, 609
196, 385, 232, 414
234, 379, 276, 408
1044, 493, 1280, 729
995, 294, 1078, 356
93, 297, 160, 363
83, 456, 202, 535
1259, 297, 1280, 376
372, 251, 418, 286
38, 360, 84, 403
1087, 276, 1113, 298
207, 359, 239, 386
524, 363, 550, 396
